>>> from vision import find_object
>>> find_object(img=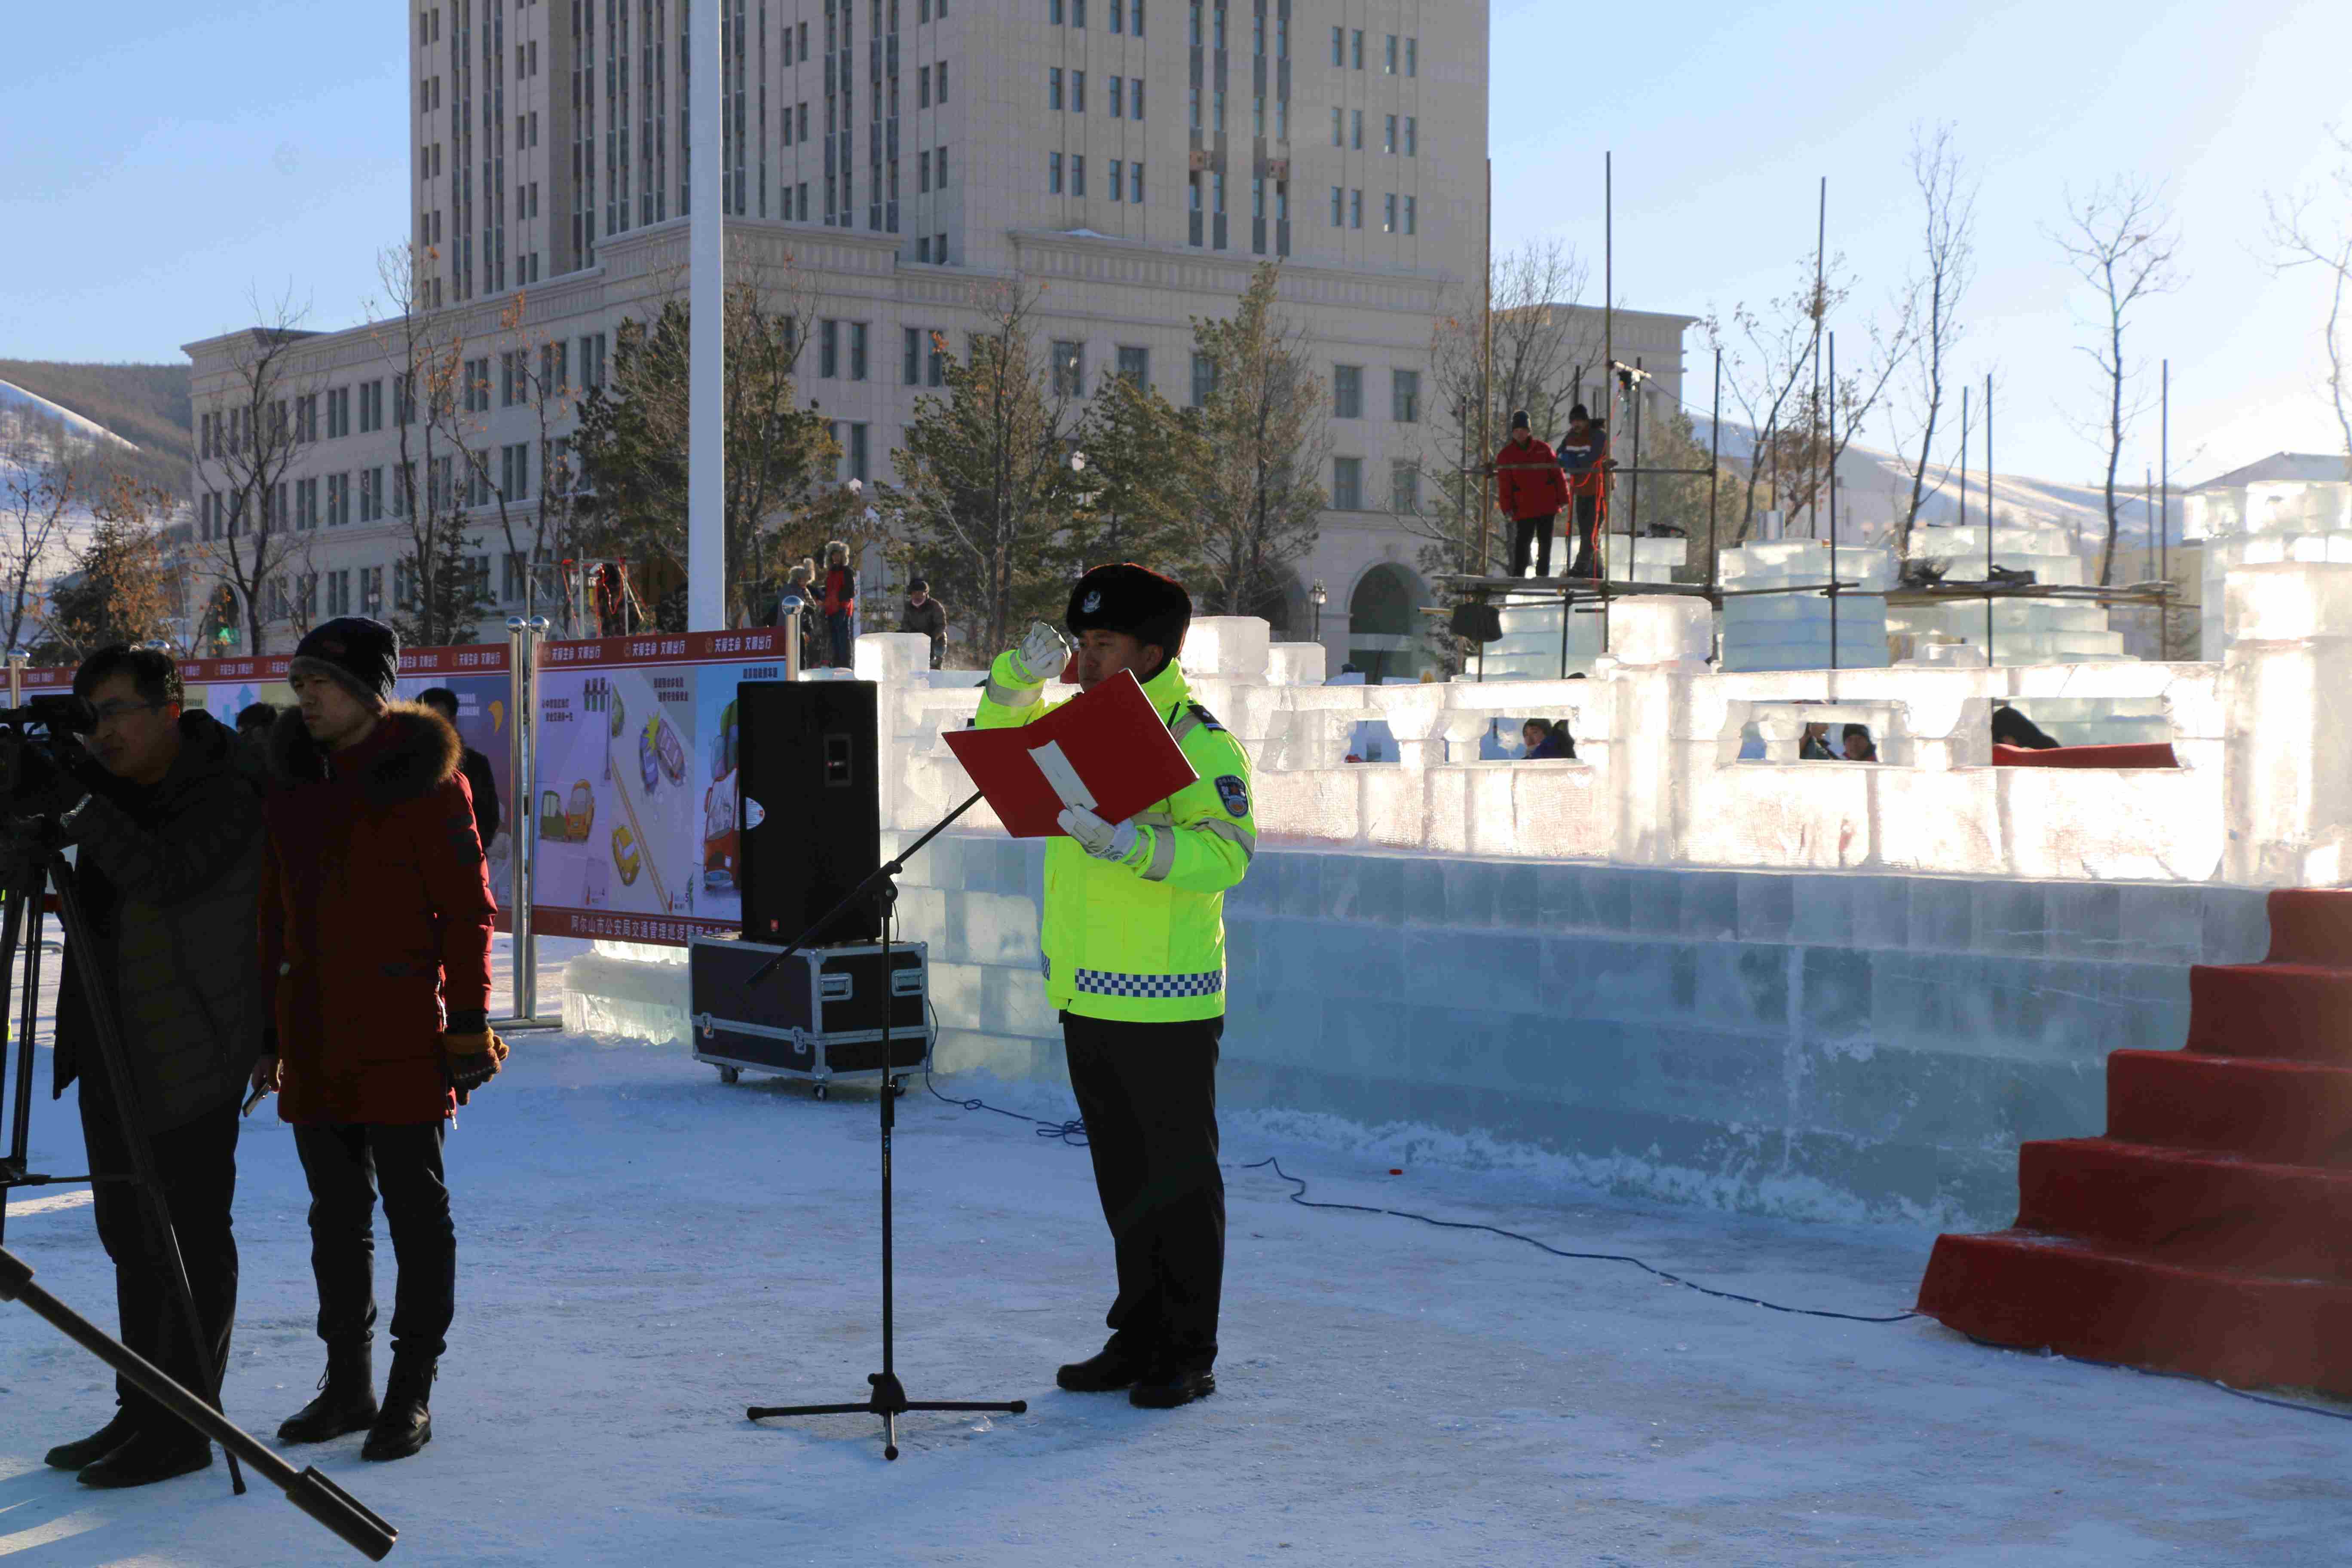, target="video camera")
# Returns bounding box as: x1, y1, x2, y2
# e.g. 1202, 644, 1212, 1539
0, 695, 95, 804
